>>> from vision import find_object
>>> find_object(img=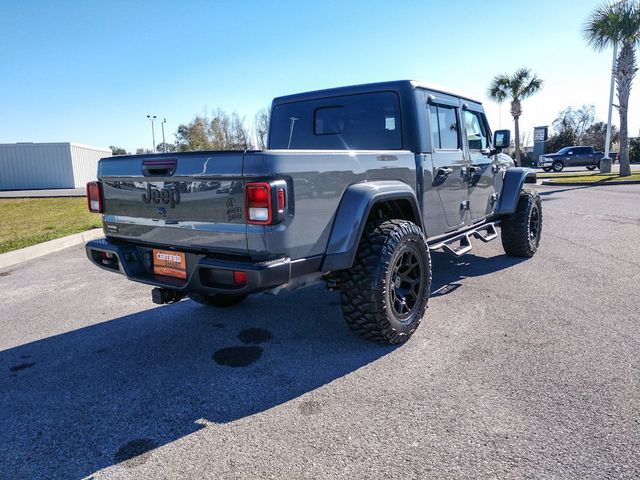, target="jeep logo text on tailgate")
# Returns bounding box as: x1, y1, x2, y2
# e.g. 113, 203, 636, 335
142, 184, 180, 208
